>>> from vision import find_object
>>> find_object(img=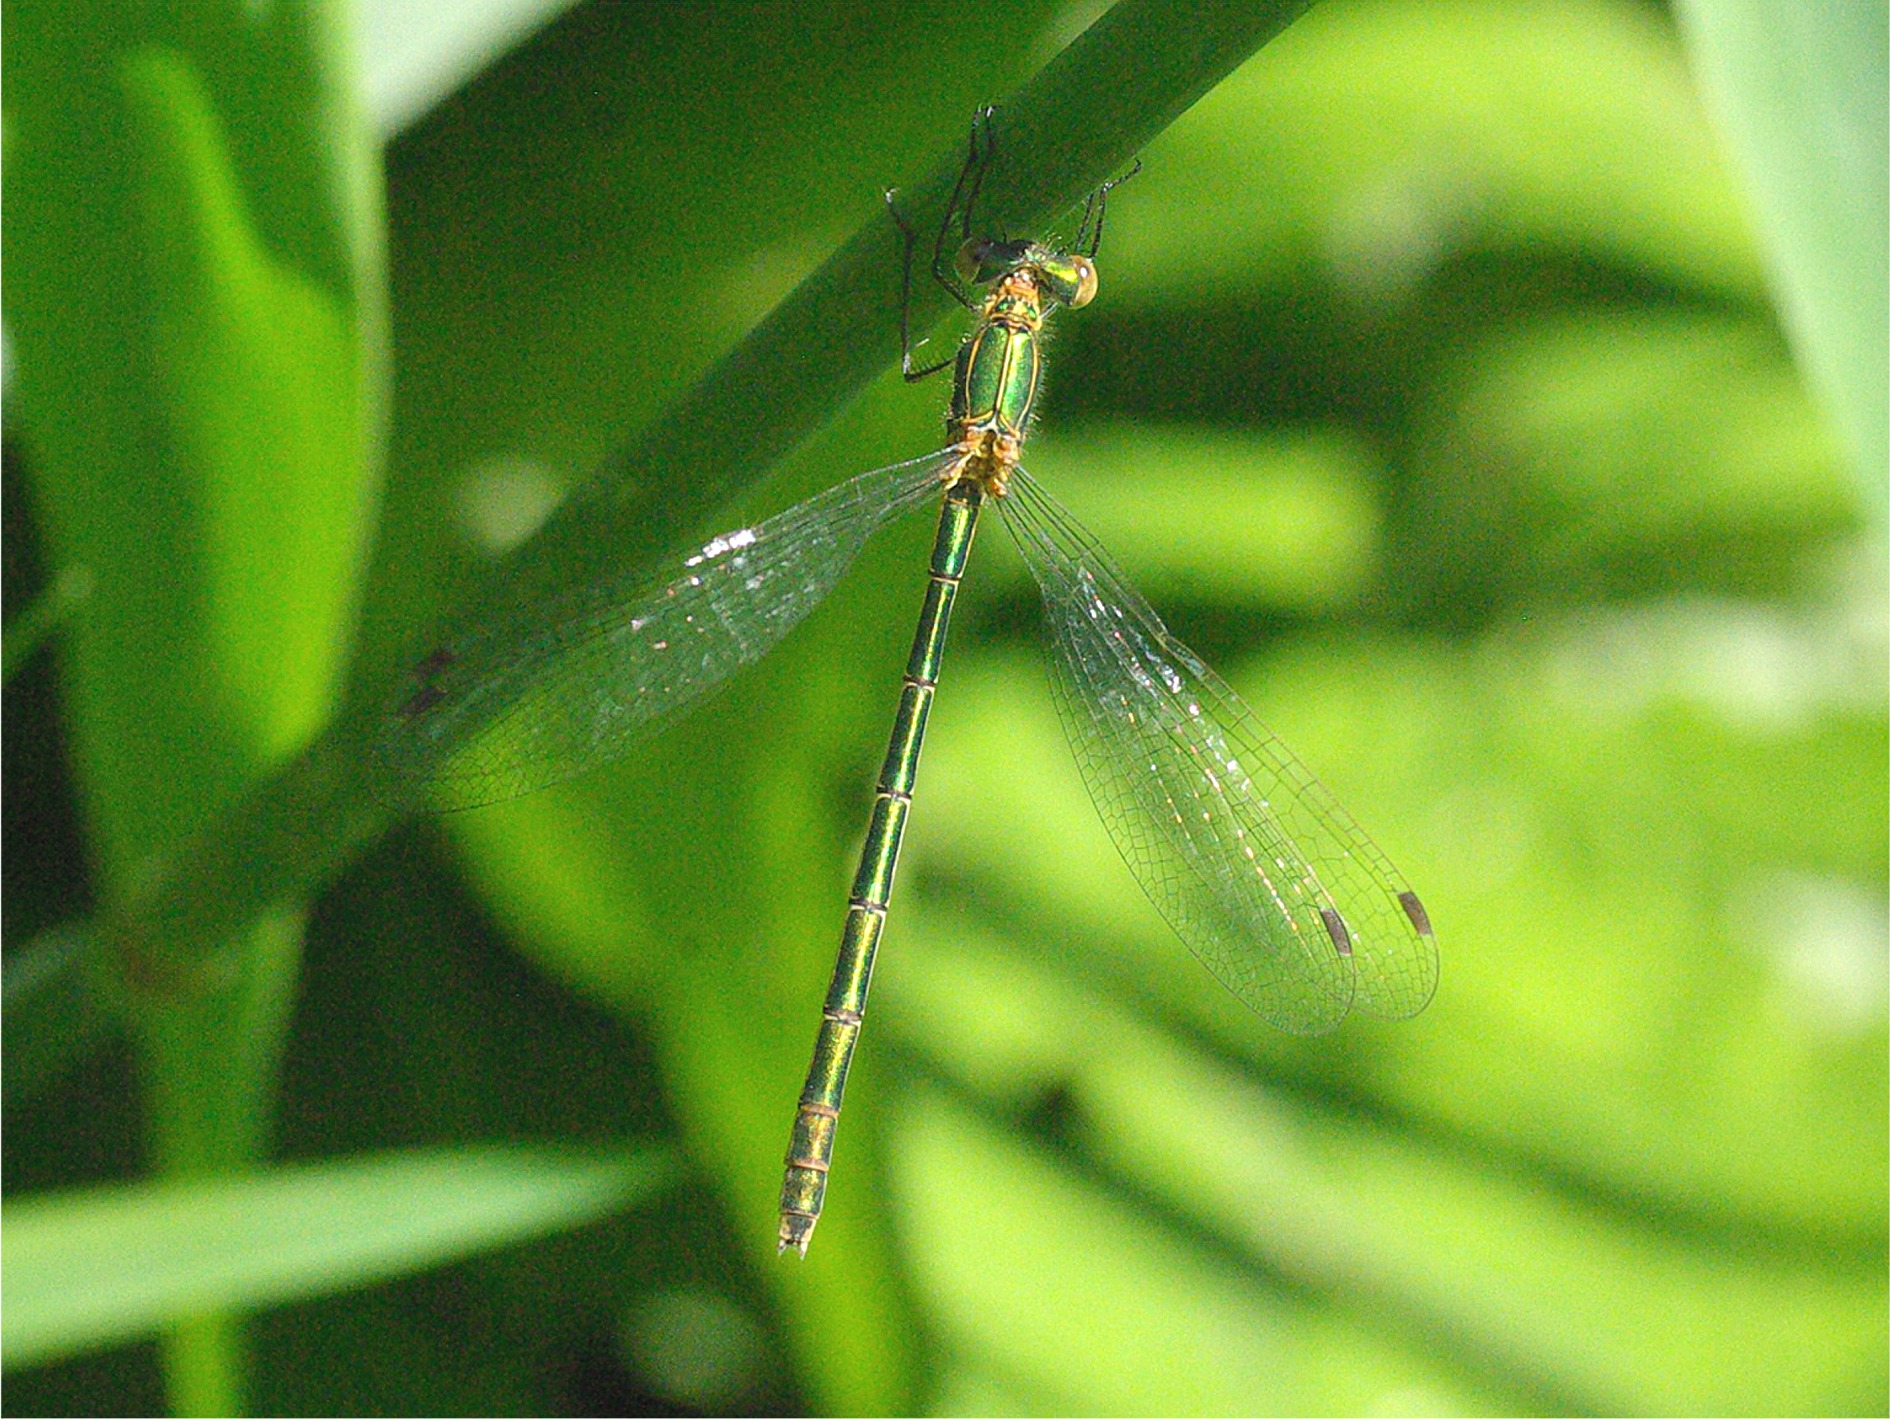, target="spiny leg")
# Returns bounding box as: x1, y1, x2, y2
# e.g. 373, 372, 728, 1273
932, 103, 998, 298
886, 190, 964, 382
887, 105, 997, 383
1075, 155, 1143, 258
